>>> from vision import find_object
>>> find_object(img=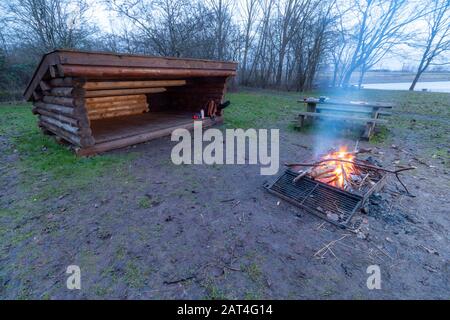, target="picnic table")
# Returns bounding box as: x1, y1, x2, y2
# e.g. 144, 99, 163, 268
294, 98, 394, 139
